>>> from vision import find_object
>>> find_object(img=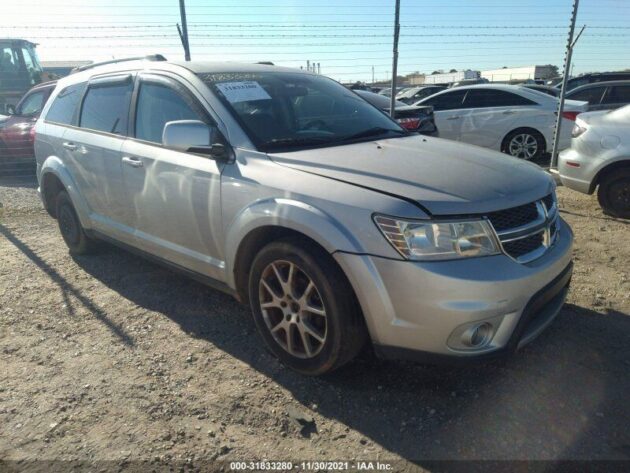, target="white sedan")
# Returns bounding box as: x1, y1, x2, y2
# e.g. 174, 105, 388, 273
415, 84, 588, 160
